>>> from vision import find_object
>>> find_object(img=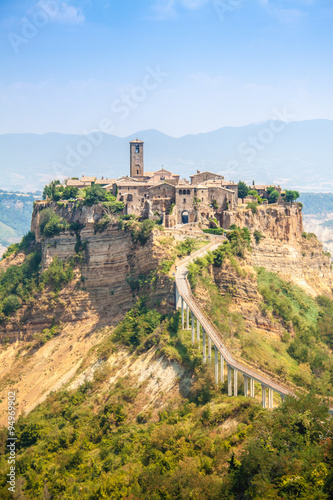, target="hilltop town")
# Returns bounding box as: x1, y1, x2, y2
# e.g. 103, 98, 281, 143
63, 139, 287, 229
